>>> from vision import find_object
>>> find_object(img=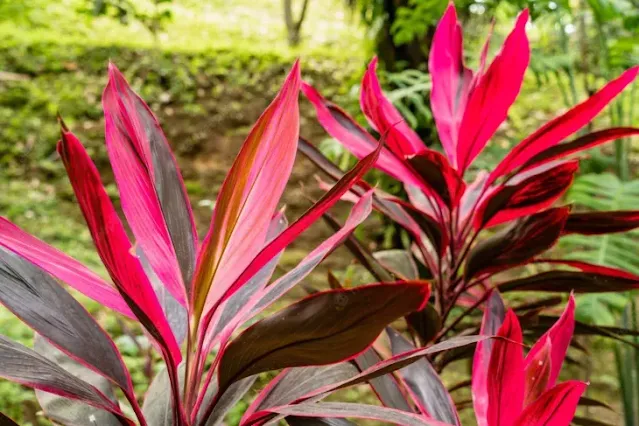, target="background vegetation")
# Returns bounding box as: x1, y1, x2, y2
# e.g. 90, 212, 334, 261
1, 0, 638, 424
